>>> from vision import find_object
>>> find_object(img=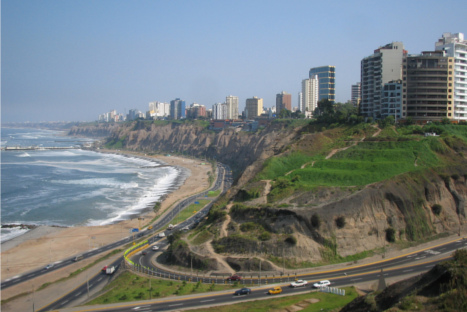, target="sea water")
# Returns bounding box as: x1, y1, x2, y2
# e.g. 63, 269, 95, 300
1, 128, 185, 242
